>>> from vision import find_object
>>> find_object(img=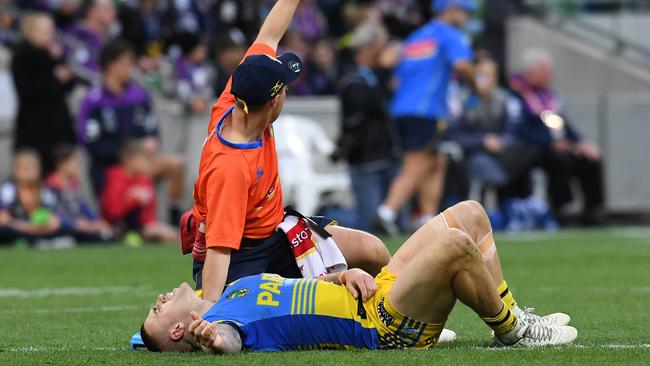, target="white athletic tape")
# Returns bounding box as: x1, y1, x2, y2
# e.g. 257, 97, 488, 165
0, 286, 149, 298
